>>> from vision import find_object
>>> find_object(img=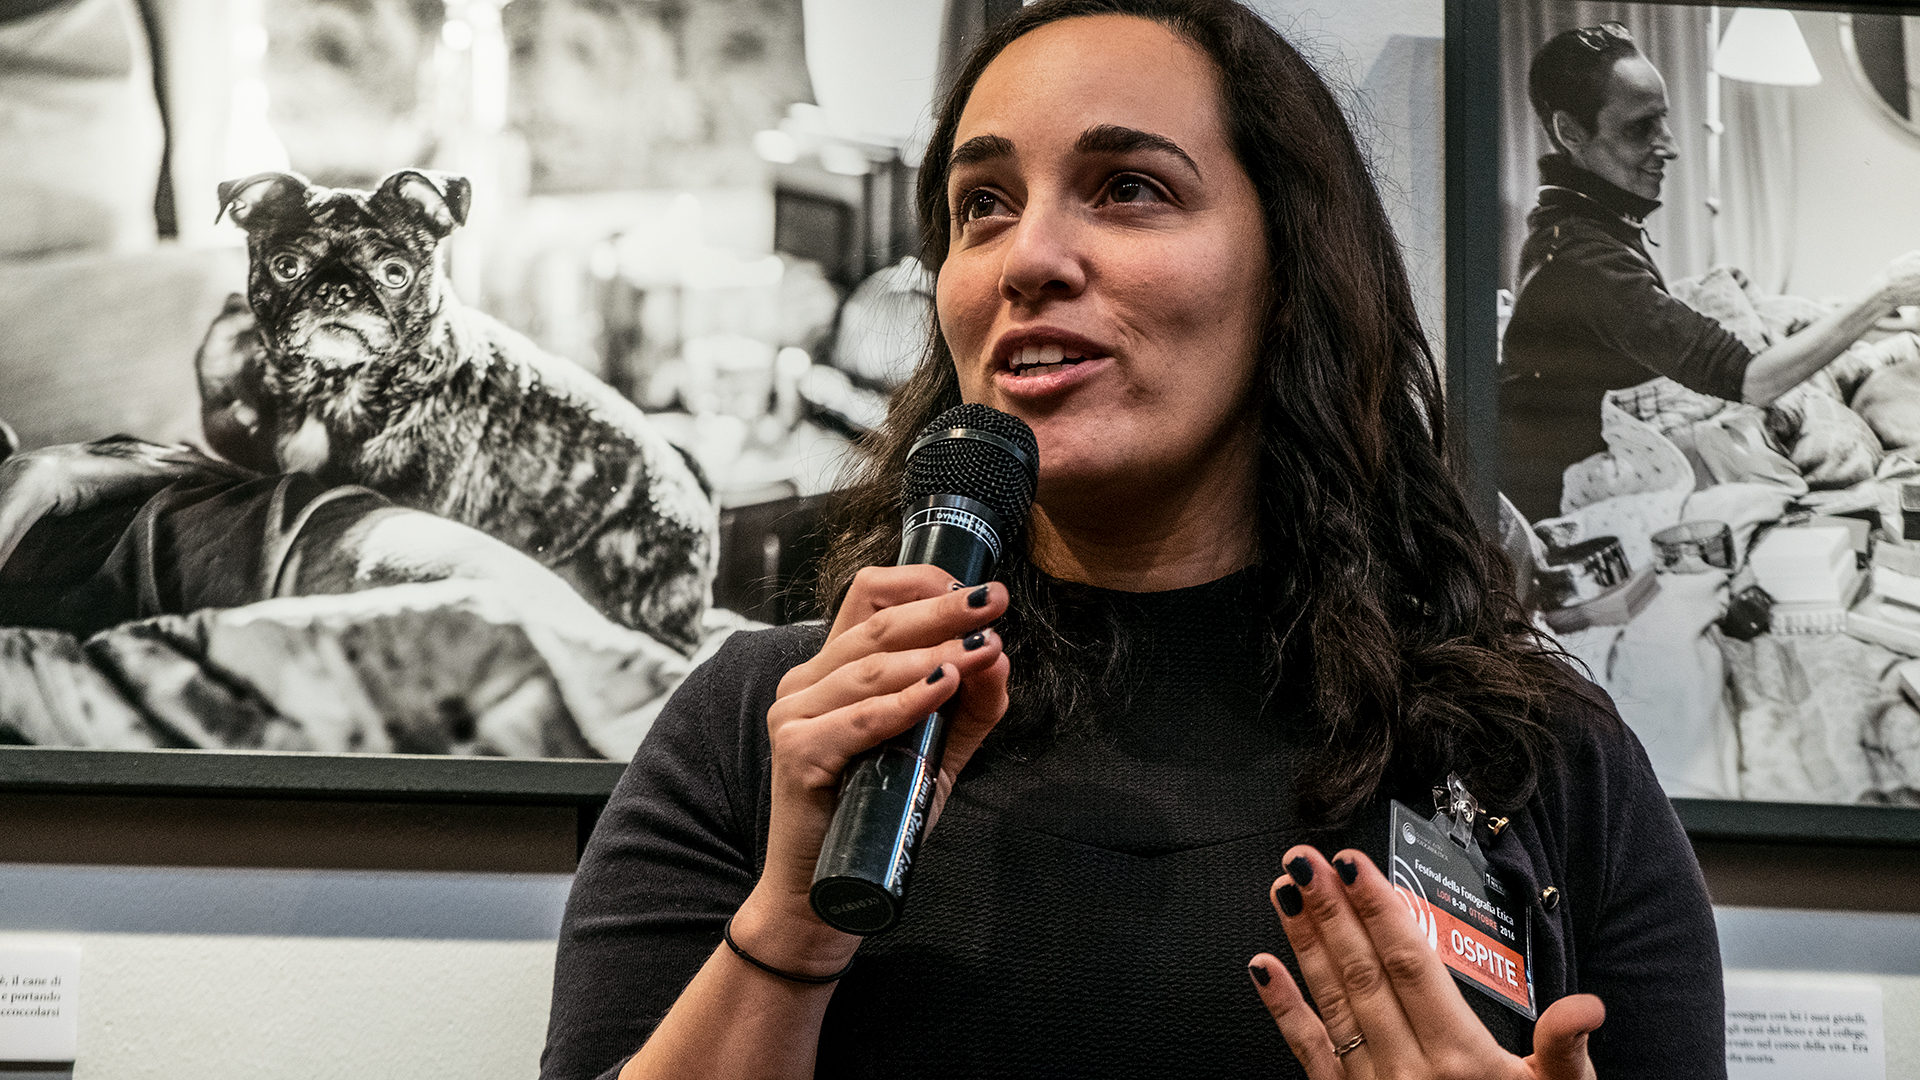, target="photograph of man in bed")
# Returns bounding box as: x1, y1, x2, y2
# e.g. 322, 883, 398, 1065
0, 435, 704, 758
0, 0, 830, 759
1500, 18, 1920, 523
